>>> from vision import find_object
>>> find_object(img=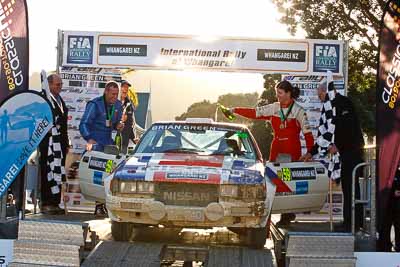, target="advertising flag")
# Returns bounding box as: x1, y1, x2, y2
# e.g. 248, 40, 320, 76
377, 0, 400, 249
0, 0, 29, 102
0, 91, 53, 197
